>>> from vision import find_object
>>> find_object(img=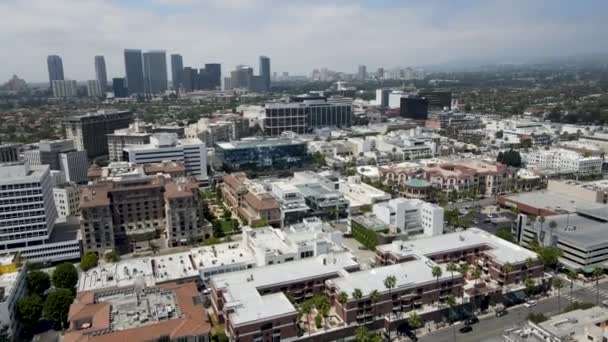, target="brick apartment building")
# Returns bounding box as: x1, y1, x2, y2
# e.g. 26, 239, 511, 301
222, 173, 281, 227
80, 163, 210, 255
